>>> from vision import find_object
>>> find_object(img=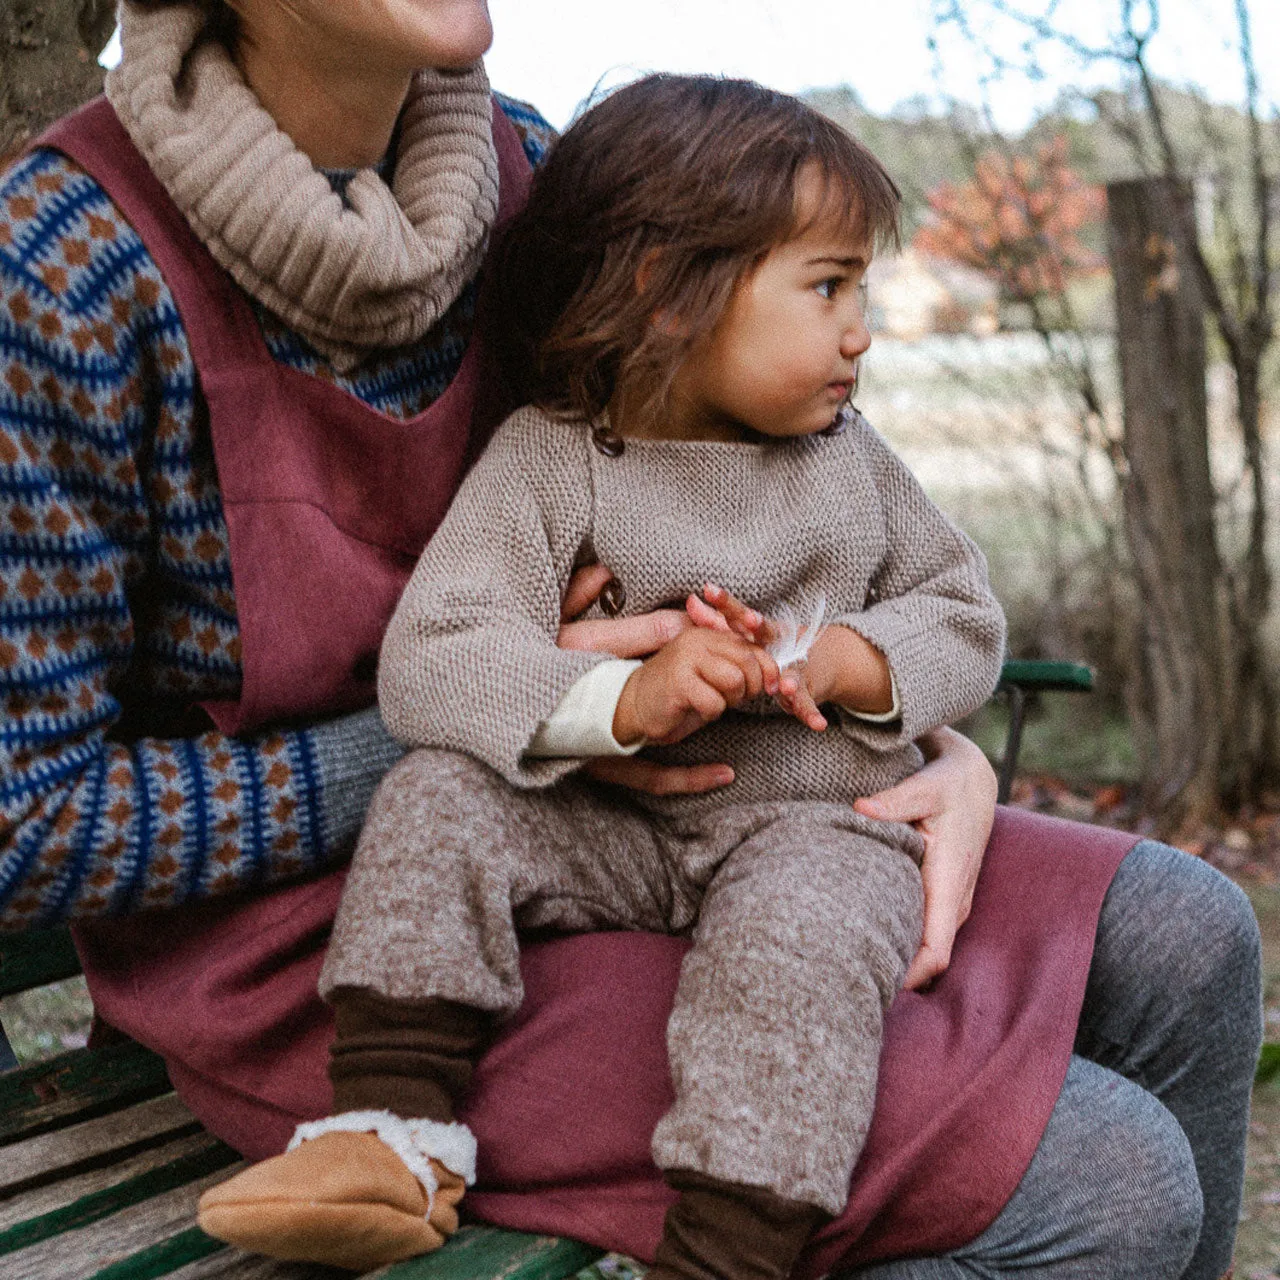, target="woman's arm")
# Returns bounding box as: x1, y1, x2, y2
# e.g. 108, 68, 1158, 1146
855, 727, 998, 988
0, 151, 399, 927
